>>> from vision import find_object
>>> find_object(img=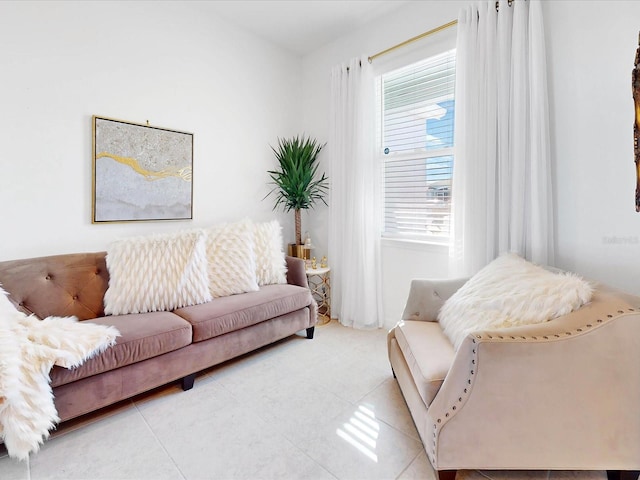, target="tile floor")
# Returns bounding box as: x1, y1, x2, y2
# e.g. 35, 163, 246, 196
0, 320, 617, 480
